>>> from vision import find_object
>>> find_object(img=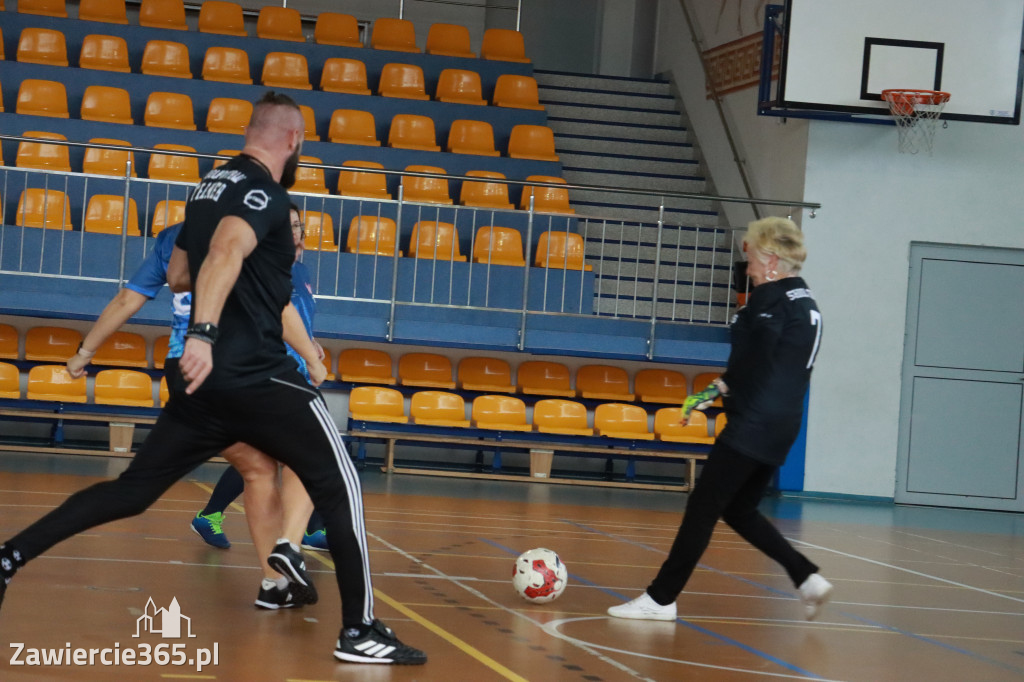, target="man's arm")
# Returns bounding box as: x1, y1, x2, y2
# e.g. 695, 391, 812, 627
282, 303, 326, 387
66, 288, 150, 378
178, 216, 257, 394
166, 246, 191, 293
